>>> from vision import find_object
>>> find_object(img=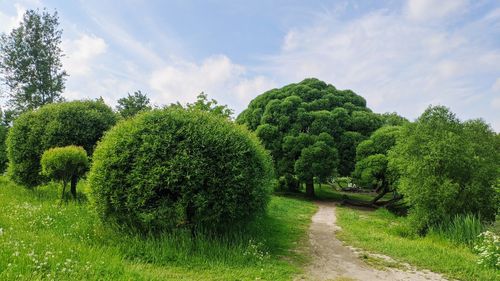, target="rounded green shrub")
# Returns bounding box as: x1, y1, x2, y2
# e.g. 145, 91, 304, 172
7, 100, 117, 187
88, 108, 273, 233
41, 146, 89, 199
